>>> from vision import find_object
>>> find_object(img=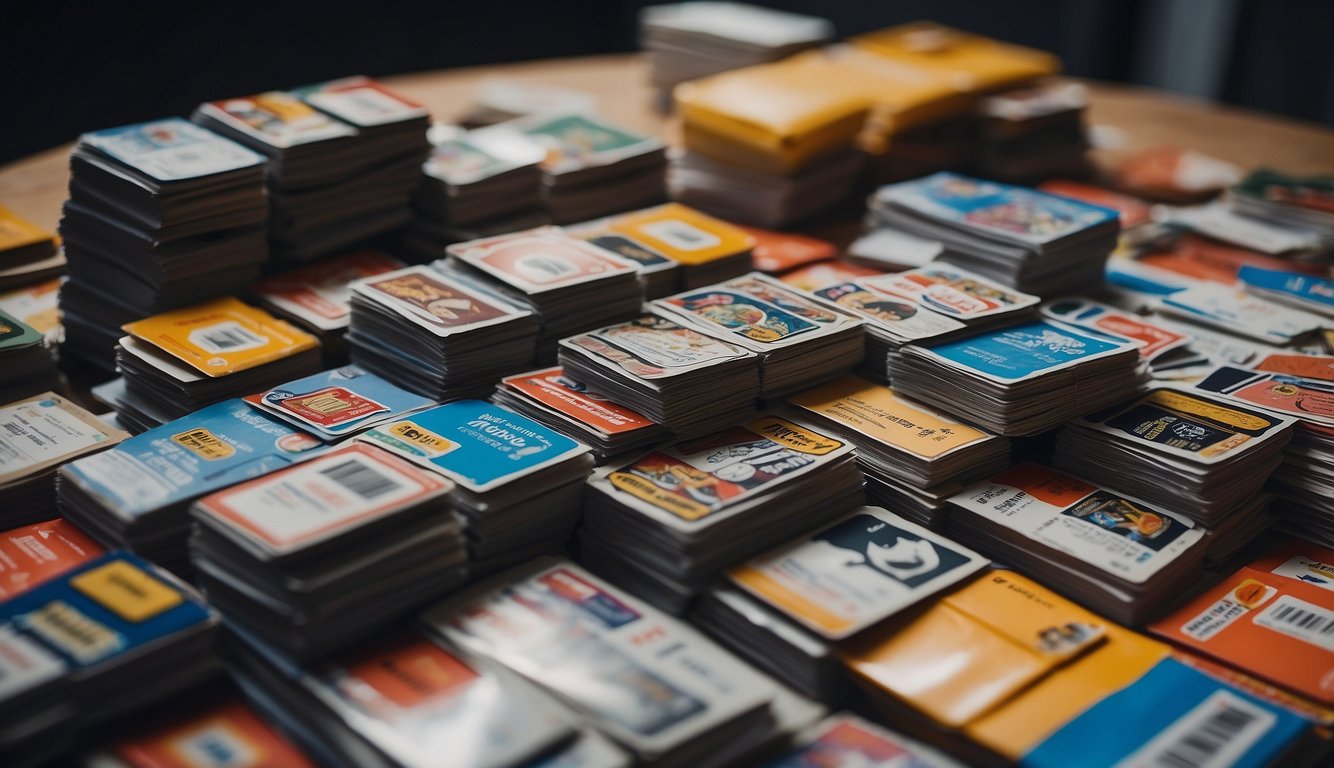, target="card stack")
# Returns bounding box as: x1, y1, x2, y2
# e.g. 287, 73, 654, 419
693, 506, 987, 701
0, 393, 127, 526
244, 365, 436, 442
1055, 385, 1296, 560
347, 264, 538, 400
190, 443, 467, 661
791, 376, 1009, 528
1041, 297, 1198, 375
357, 400, 594, 574
1156, 282, 1327, 348
1230, 169, 1334, 250
640, 2, 833, 112
948, 463, 1209, 625
0, 308, 58, 402
671, 57, 871, 227
803, 264, 1040, 383
111, 297, 321, 427
0, 553, 219, 767
1238, 265, 1334, 319
83, 698, 316, 768
58, 118, 268, 371
194, 78, 429, 263
493, 367, 671, 461
580, 413, 863, 612
444, 227, 644, 359
973, 81, 1091, 183
870, 172, 1121, 295
57, 399, 324, 571
652, 273, 864, 399
558, 310, 760, 437
421, 557, 798, 768
252, 249, 405, 365
0, 205, 62, 292
892, 319, 1142, 436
